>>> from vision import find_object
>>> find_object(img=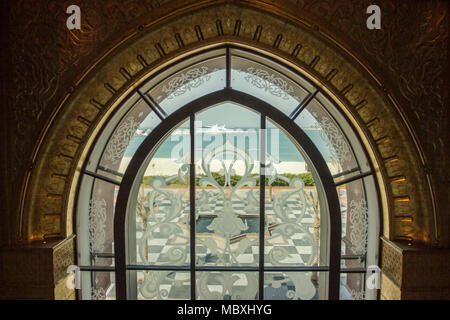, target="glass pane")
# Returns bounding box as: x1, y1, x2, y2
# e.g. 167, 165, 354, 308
137, 271, 190, 300
80, 271, 116, 300
339, 179, 368, 261
264, 272, 323, 300
134, 119, 191, 266
295, 99, 358, 176
264, 119, 320, 267
147, 56, 226, 116
340, 273, 366, 300
195, 104, 260, 267
315, 91, 372, 173
197, 272, 258, 300
88, 177, 118, 264
99, 97, 161, 175
231, 55, 309, 116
